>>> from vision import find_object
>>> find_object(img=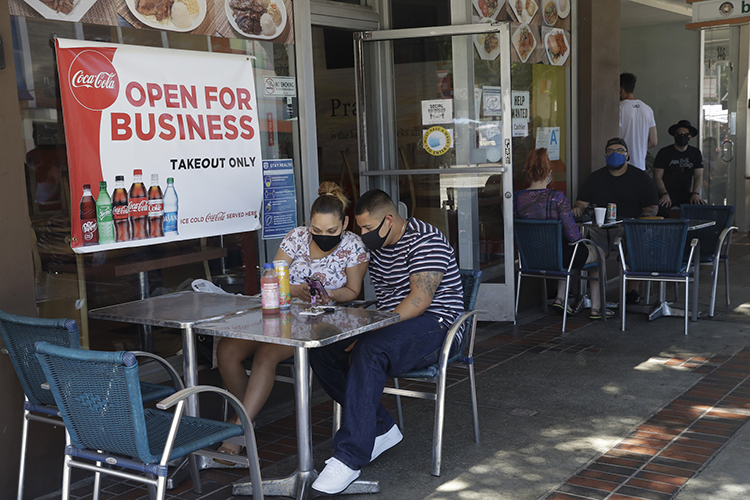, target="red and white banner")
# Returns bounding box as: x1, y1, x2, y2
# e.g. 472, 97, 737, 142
56, 38, 263, 253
